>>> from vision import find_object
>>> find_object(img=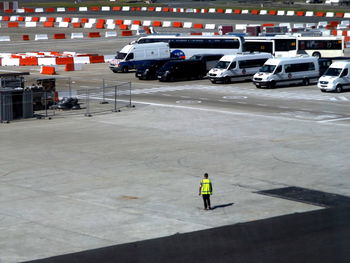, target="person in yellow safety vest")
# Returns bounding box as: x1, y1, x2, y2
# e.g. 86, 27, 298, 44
199, 173, 213, 210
